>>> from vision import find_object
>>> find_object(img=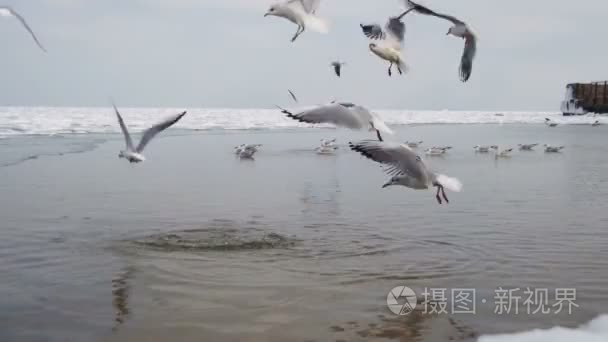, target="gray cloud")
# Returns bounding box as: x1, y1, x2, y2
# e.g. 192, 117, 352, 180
1, 0, 606, 110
